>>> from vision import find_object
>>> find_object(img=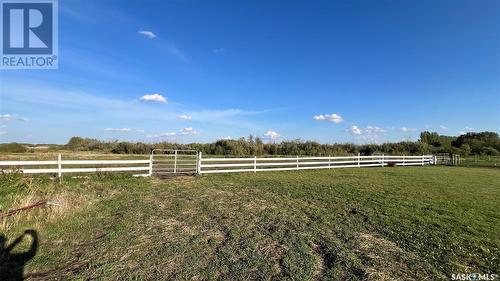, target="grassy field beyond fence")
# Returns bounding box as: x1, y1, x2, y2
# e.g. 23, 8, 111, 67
0, 166, 499, 280
460, 155, 500, 168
